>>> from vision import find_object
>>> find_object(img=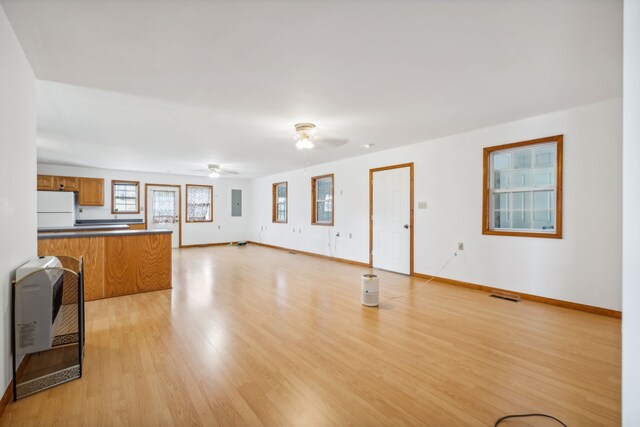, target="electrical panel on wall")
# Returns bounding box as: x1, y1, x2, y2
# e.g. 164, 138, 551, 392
231, 189, 242, 217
